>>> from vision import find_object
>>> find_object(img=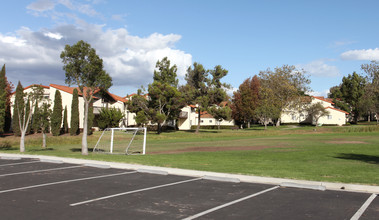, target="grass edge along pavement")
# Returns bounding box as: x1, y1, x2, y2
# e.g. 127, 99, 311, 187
0, 152, 378, 194
0, 125, 379, 186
